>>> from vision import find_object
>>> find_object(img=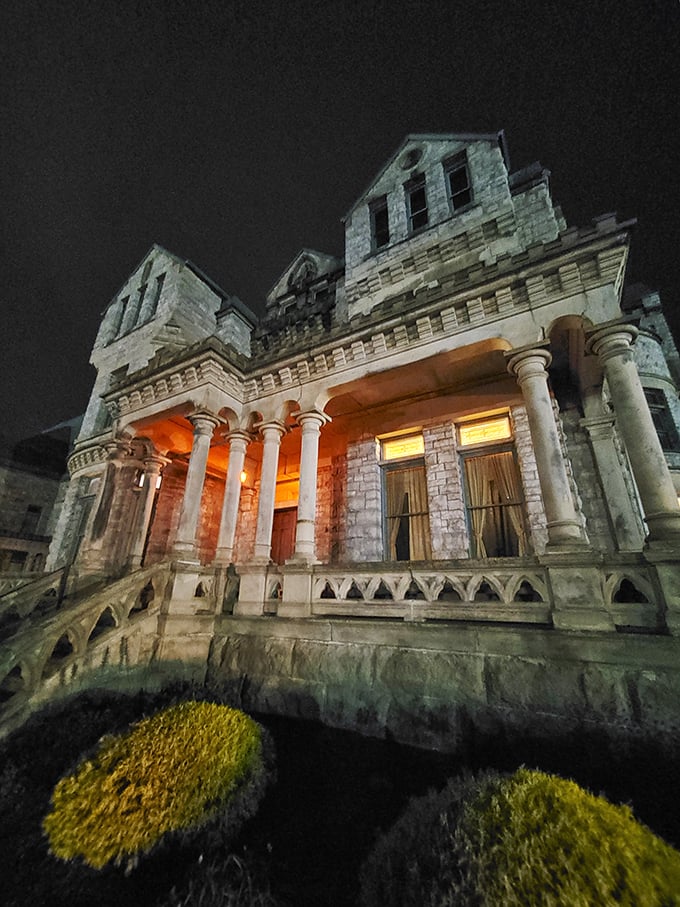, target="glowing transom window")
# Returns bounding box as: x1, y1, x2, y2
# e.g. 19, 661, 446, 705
381, 434, 425, 461
458, 415, 512, 447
